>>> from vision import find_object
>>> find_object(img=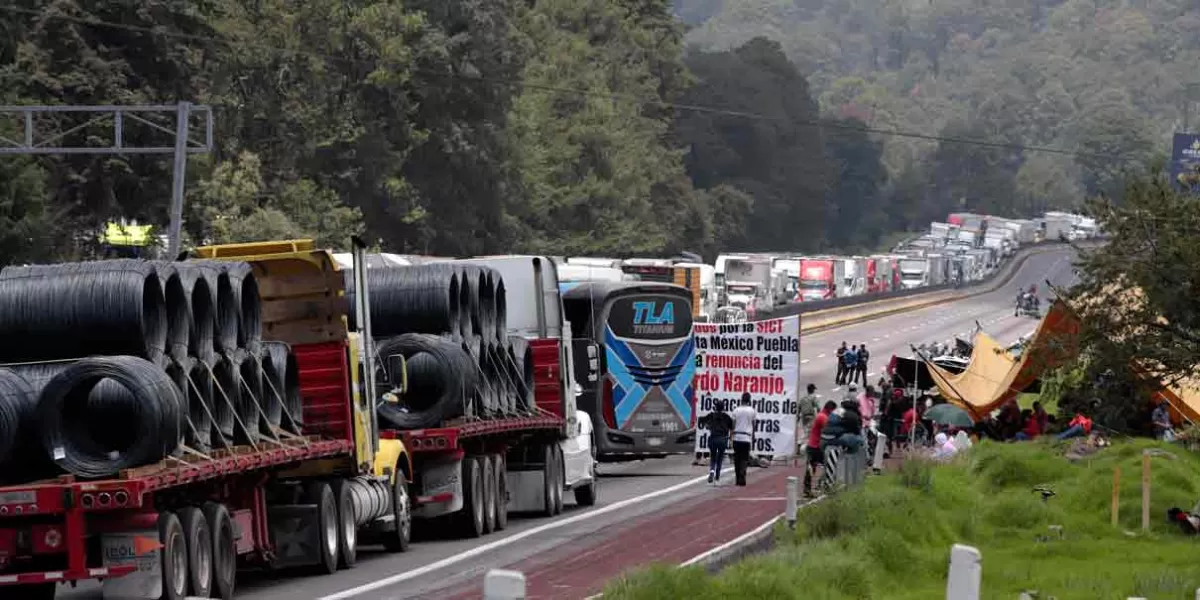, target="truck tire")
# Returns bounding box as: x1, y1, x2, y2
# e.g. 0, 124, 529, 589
481, 455, 496, 534
573, 470, 598, 507
202, 502, 236, 600
158, 511, 188, 600
177, 506, 213, 597
459, 456, 485, 538
540, 444, 555, 517
331, 479, 358, 569
492, 454, 508, 531
551, 444, 564, 515
380, 469, 412, 552
305, 481, 340, 575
